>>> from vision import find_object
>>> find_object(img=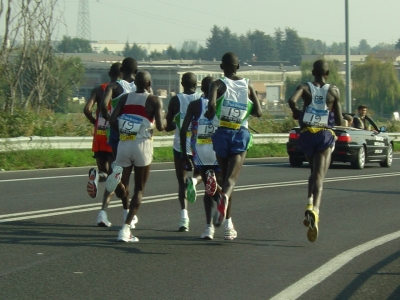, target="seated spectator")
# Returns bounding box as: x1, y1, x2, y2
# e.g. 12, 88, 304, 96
342, 114, 353, 127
